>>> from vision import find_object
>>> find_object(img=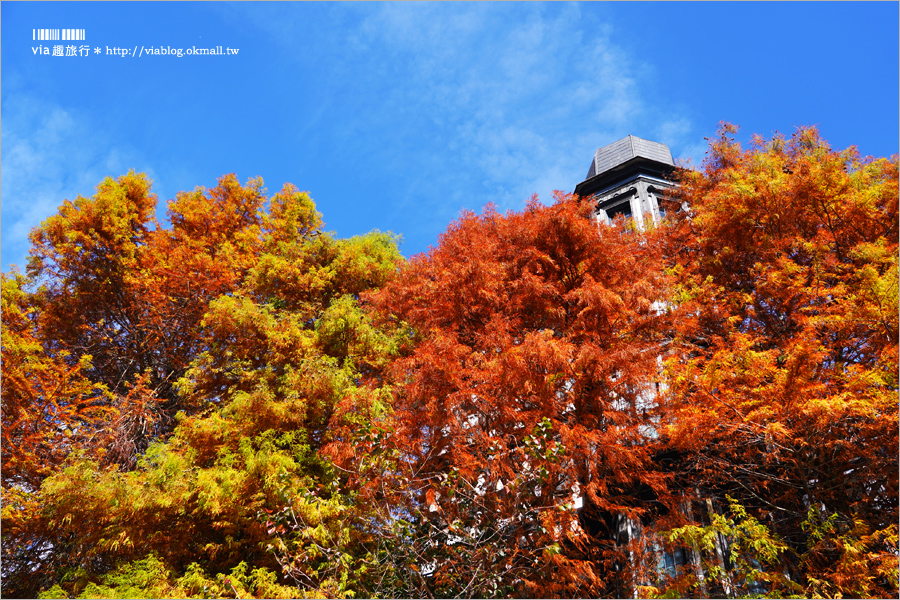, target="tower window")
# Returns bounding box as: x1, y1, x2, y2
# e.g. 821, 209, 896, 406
606, 202, 633, 220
